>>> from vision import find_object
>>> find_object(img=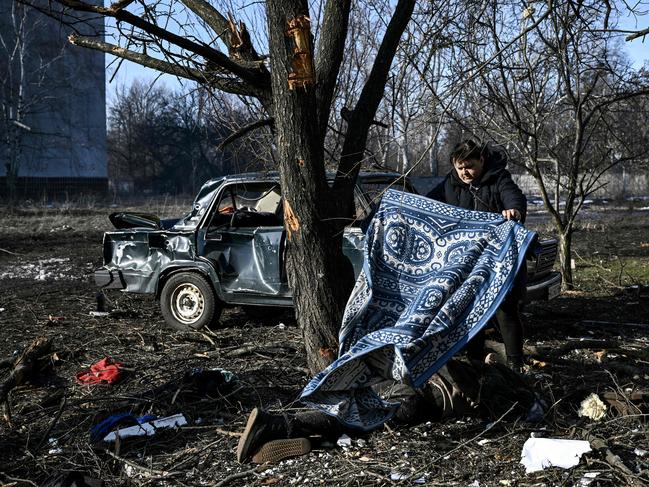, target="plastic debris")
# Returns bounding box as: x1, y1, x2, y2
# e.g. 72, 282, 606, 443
103, 413, 187, 442
389, 472, 426, 484
578, 393, 607, 421
76, 357, 124, 385
578, 472, 600, 486
0, 307, 5, 312
635, 448, 648, 457
91, 413, 156, 441
89, 311, 110, 317
336, 434, 352, 447
520, 437, 591, 473
48, 438, 63, 455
